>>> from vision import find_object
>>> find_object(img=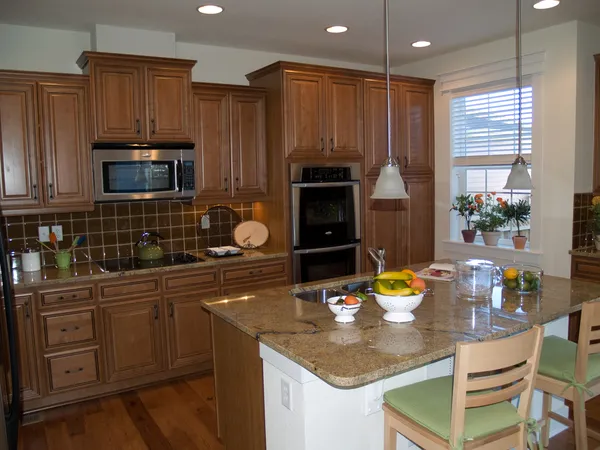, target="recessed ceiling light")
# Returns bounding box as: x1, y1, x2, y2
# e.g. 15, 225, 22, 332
533, 0, 559, 9
326, 26, 348, 34
411, 40, 431, 48
197, 4, 223, 14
